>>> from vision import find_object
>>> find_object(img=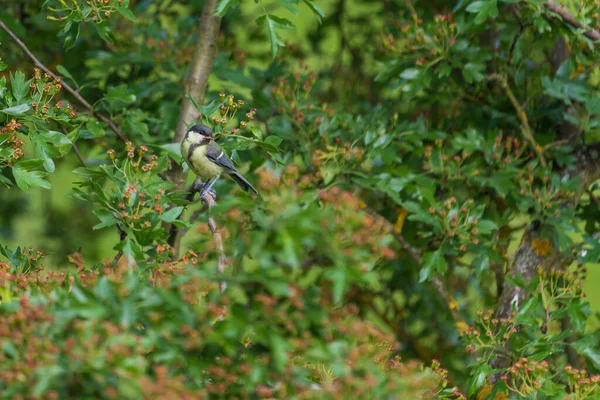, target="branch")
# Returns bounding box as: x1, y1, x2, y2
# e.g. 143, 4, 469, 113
112, 224, 128, 266
167, 0, 222, 255
60, 125, 87, 167
574, 142, 600, 187
403, 0, 418, 22
366, 209, 464, 327
0, 19, 131, 144
186, 178, 227, 293
544, 1, 600, 42
487, 74, 546, 167
508, 22, 532, 64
